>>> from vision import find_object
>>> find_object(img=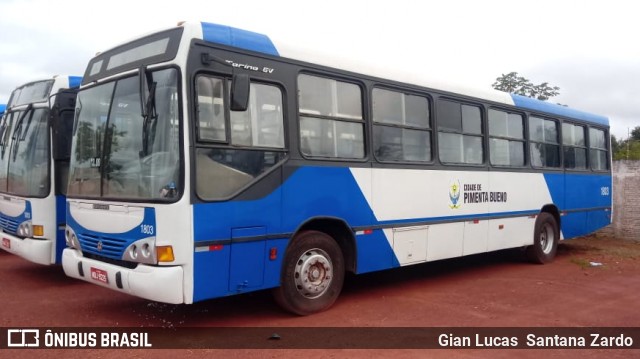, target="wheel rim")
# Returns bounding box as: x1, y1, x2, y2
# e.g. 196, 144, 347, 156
294, 248, 333, 299
540, 222, 555, 254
